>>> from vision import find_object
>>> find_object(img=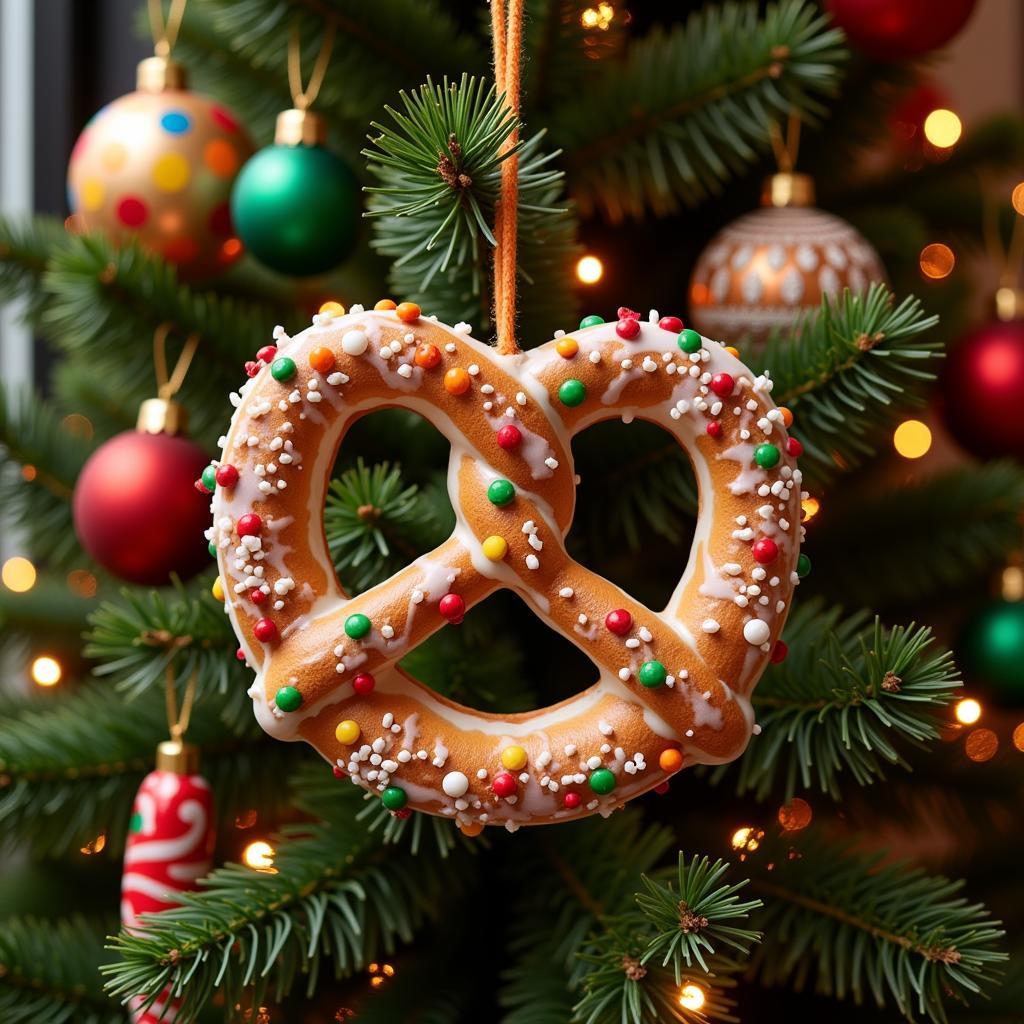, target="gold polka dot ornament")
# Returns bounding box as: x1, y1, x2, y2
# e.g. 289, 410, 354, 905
66, 0, 253, 281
